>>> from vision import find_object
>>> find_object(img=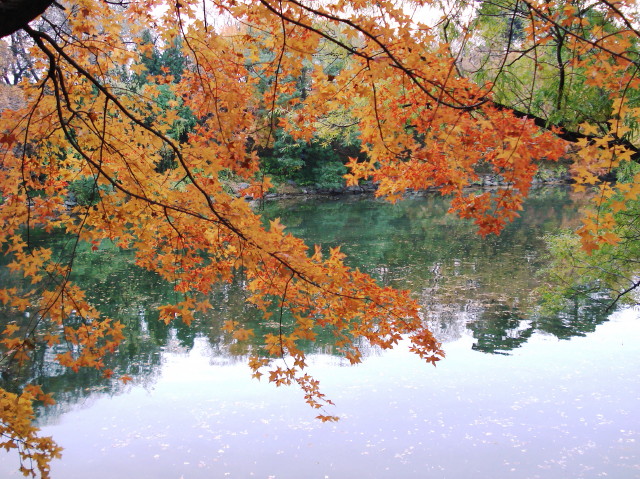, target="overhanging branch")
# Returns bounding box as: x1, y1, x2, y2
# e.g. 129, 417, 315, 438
494, 101, 640, 161
0, 0, 56, 38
